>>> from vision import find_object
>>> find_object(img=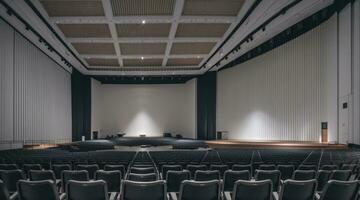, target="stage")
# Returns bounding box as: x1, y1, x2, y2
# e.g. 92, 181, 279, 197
206, 140, 347, 149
